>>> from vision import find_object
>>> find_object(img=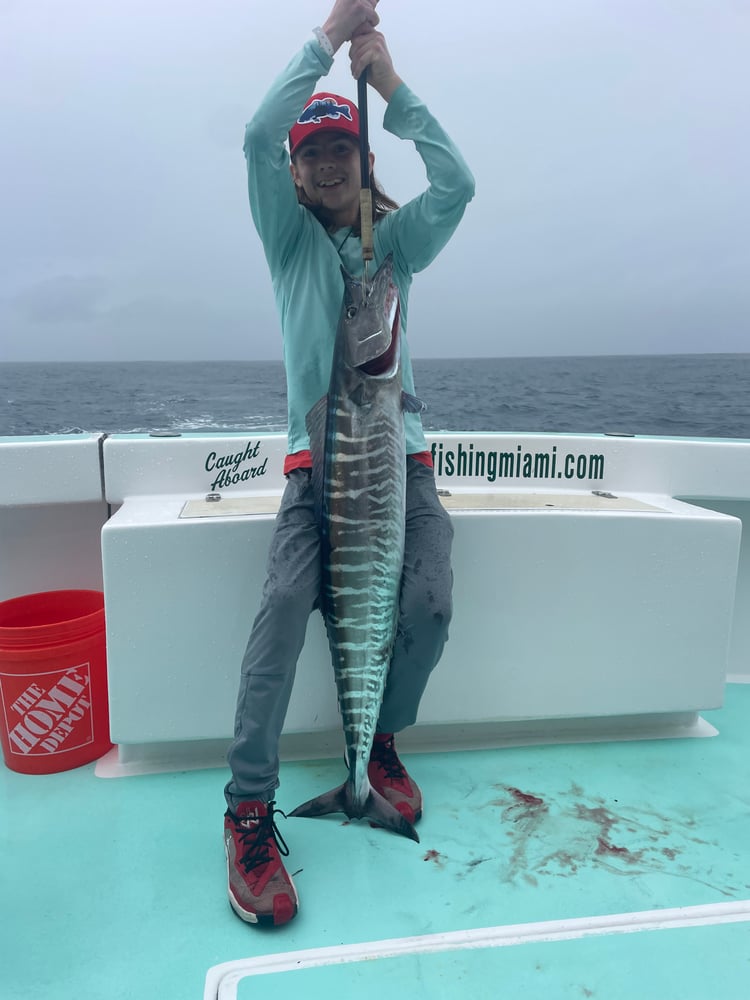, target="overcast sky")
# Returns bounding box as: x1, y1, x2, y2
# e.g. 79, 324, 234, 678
1, 0, 748, 362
